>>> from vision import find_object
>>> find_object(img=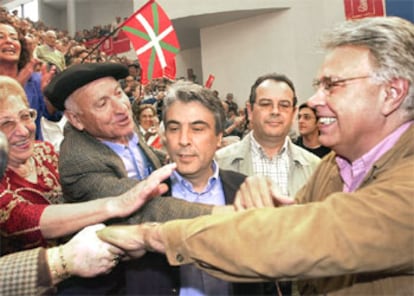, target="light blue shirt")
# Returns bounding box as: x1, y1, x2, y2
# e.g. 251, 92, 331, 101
102, 132, 152, 180
171, 160, 230, 296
